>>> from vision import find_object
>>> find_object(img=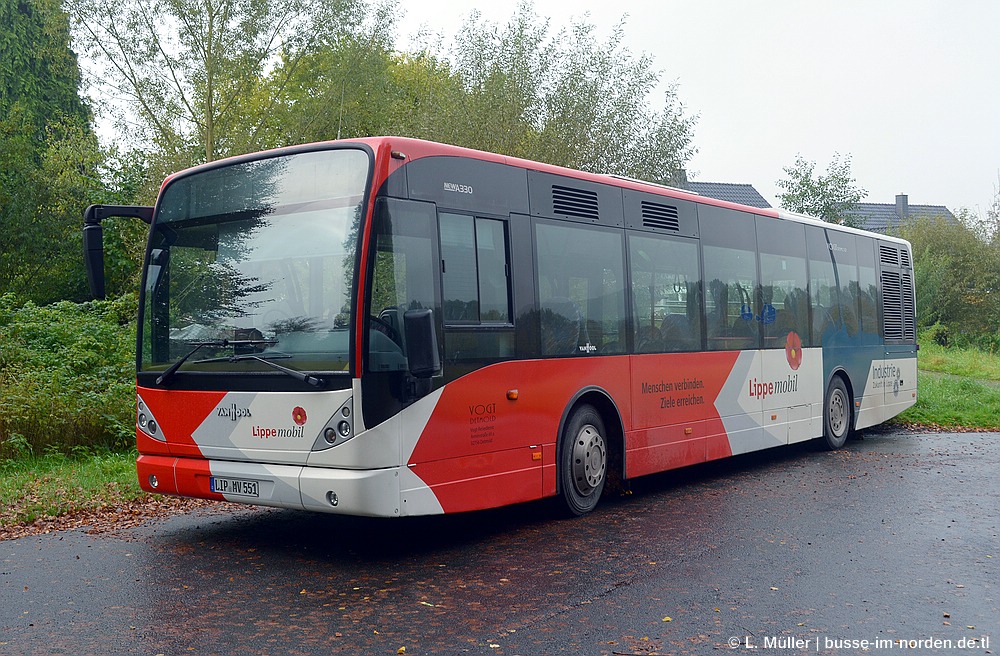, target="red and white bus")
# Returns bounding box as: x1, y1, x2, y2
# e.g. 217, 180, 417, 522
84, 137, 917, 517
